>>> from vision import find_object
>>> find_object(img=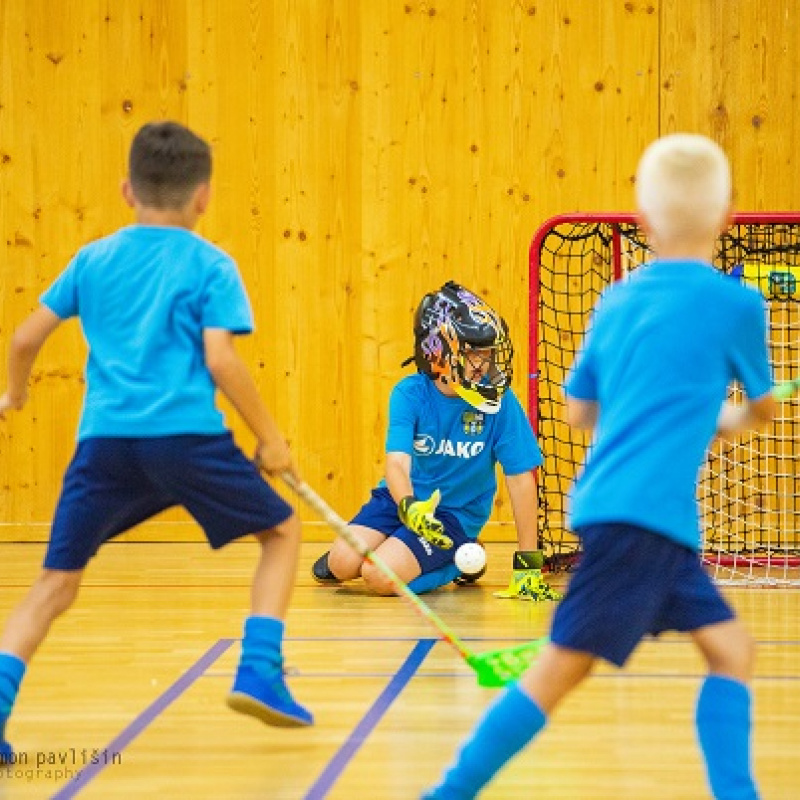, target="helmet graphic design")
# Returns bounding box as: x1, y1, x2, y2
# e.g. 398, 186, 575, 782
412, 280, 513, 414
